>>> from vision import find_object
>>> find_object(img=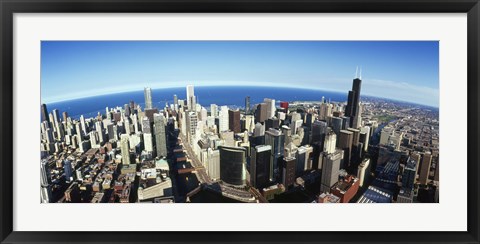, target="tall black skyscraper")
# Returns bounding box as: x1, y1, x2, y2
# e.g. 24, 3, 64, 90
250, 145, 272, 189
41, 103, 49, 122
219, 146, 247, 186
345, 69, 362, 128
